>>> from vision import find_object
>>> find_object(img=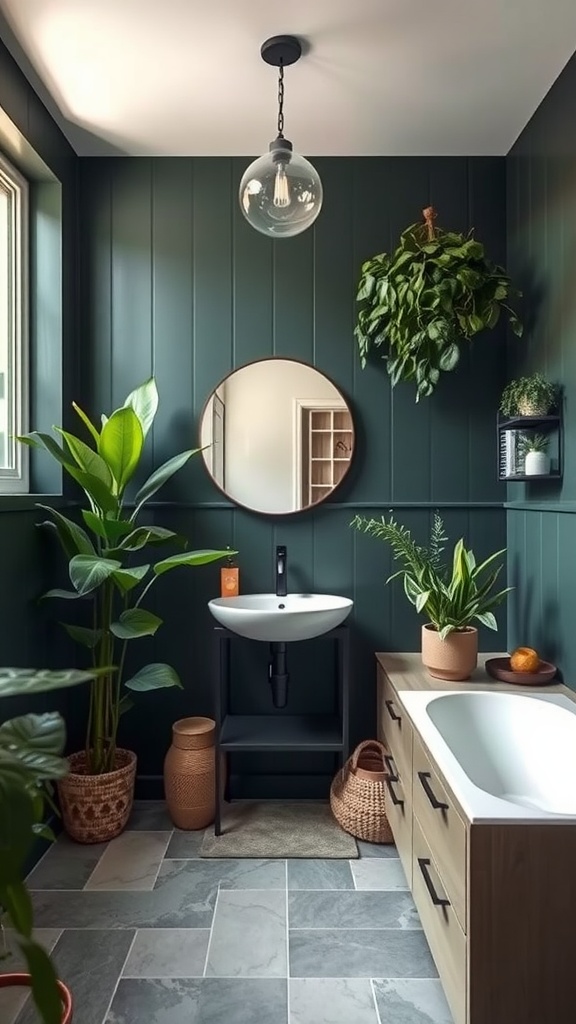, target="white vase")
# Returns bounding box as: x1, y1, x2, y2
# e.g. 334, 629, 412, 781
524, 451, 550, 476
